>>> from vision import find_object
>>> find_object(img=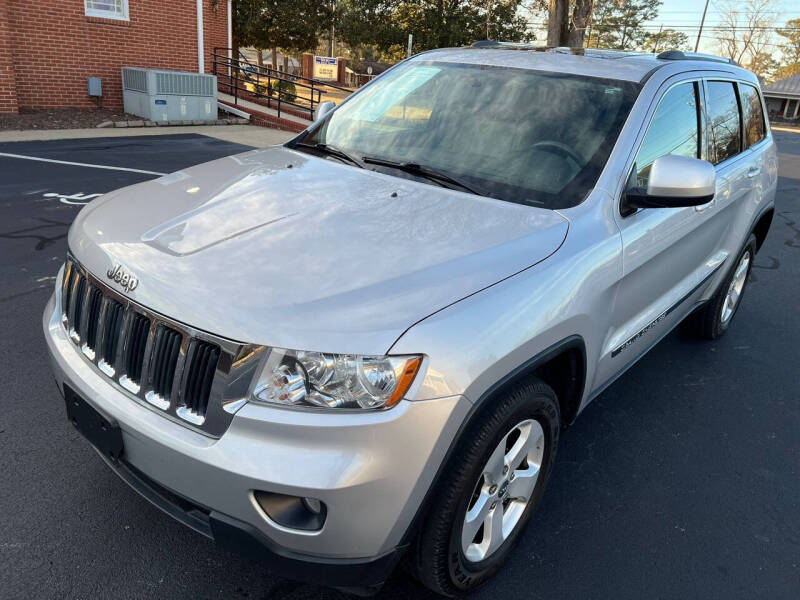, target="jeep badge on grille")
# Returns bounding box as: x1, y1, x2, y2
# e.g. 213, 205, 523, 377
106, 264, 139, 293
